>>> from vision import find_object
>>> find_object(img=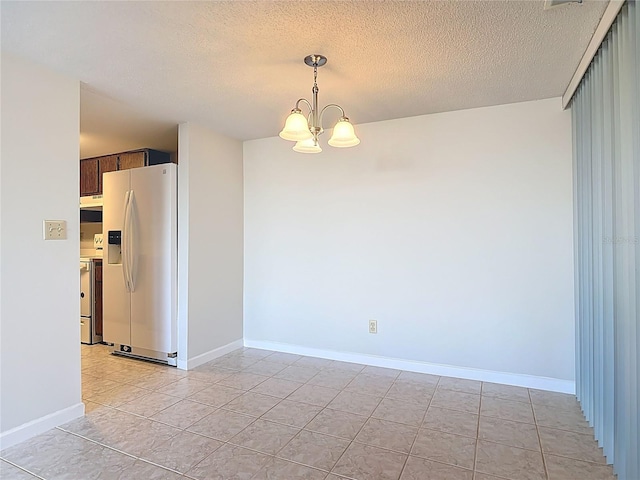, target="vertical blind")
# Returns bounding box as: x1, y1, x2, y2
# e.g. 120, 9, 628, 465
571, 1, 639, 479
